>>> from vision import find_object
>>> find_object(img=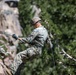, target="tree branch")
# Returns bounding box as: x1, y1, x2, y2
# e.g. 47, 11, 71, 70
61, 48, 76, 62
